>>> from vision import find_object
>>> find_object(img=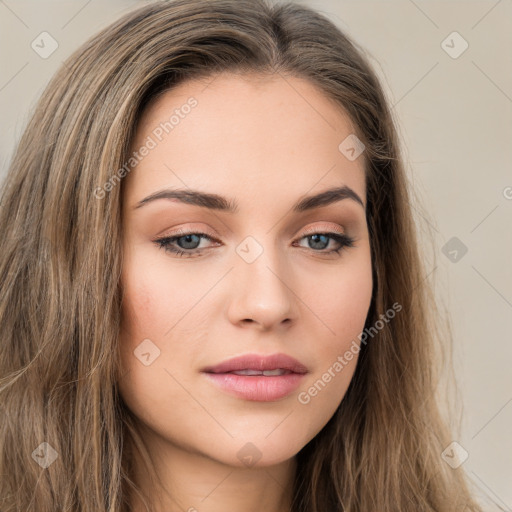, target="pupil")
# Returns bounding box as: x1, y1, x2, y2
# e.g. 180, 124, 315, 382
310, 234, 328, 250
179, 234, 200, 249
